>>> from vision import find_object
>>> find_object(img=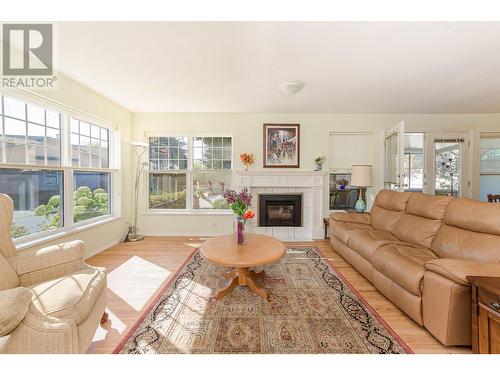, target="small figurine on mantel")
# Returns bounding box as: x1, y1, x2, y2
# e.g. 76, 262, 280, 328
314, 156, 326, 171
